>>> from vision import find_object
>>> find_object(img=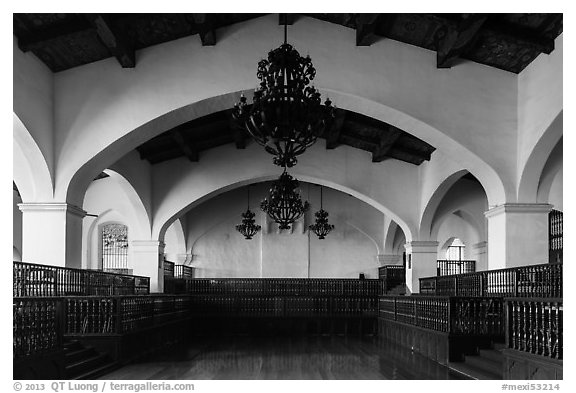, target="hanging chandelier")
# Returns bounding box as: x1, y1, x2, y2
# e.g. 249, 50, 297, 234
235, 187, 261, 240
232, 18, 335, 168
261, 170, 310, 230
309, 186, 335, 239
